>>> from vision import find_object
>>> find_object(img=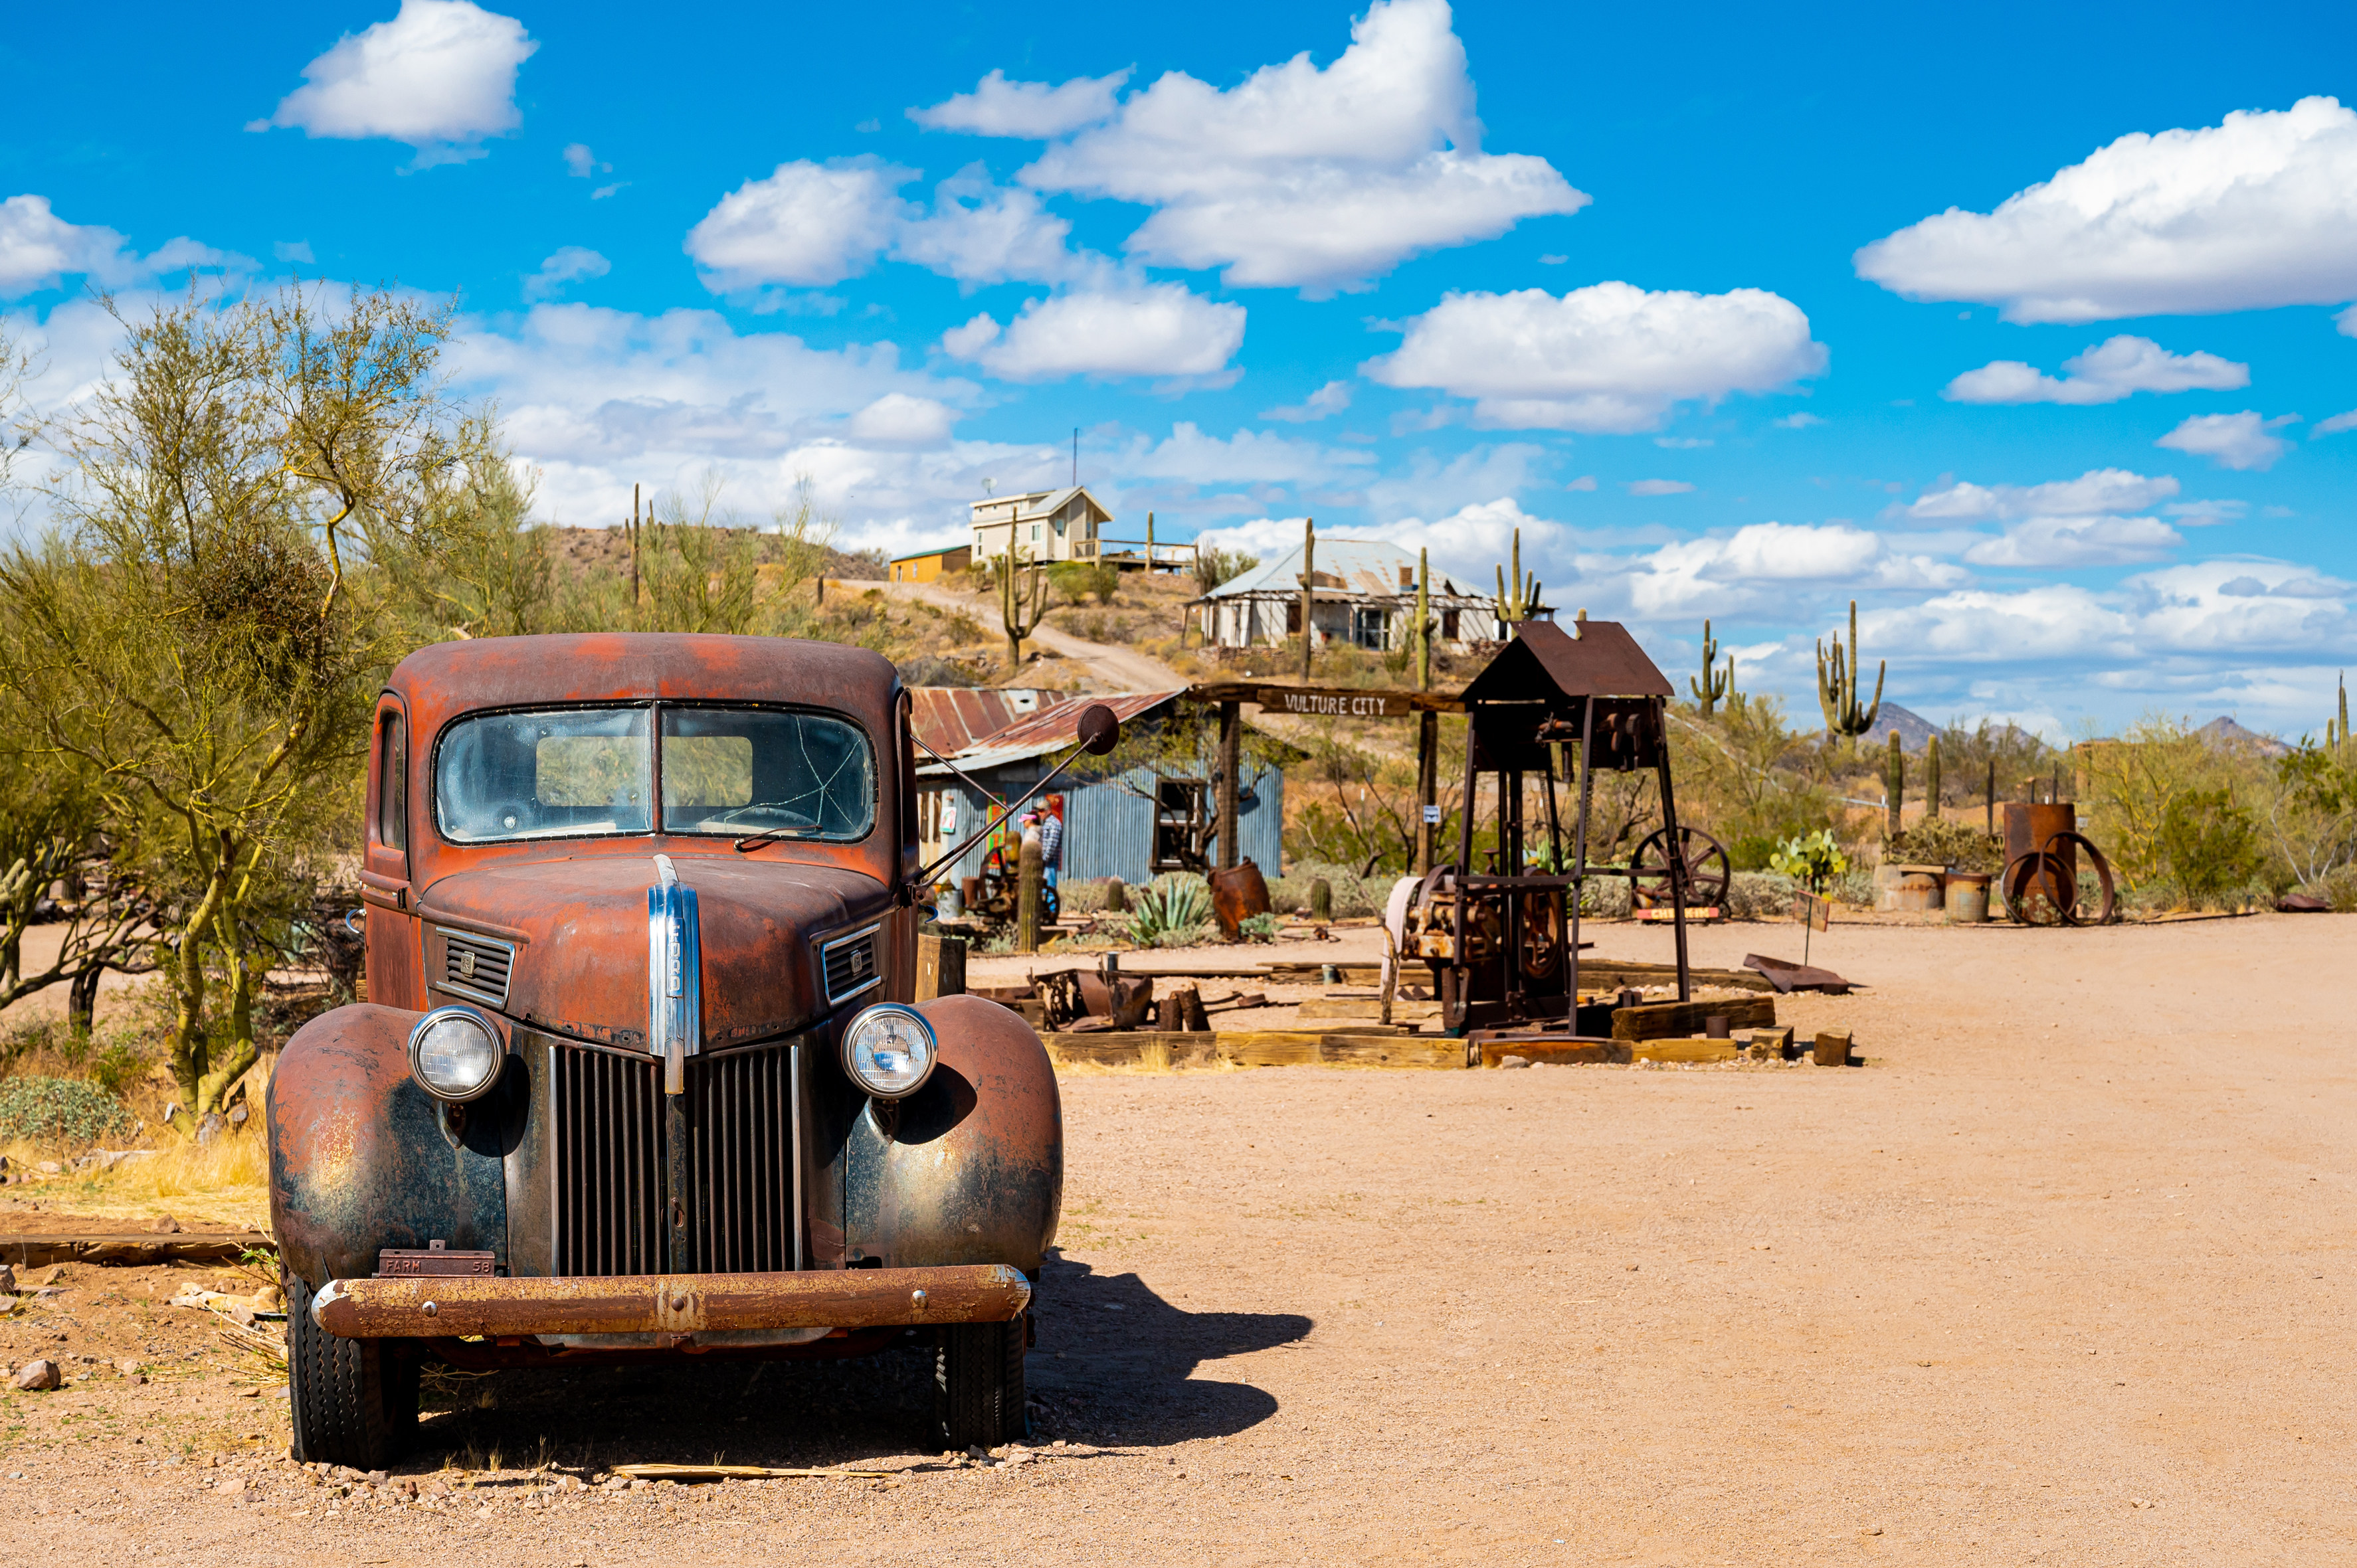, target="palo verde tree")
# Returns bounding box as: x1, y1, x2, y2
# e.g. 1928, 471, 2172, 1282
0, 284, 494, 1131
